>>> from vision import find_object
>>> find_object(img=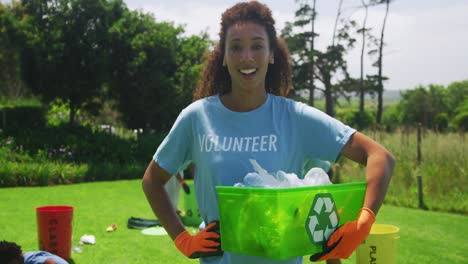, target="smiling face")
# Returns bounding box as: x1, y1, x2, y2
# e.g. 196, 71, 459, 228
223, 21, 274, 94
